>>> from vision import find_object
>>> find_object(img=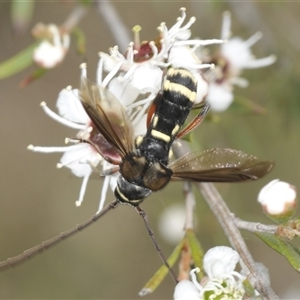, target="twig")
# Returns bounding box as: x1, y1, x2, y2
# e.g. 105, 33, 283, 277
183, 182, 196, 230
234, 217, 300, 239
234, 217, 278, 234
97, 0, 131, 52
61, 5, 88, 33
